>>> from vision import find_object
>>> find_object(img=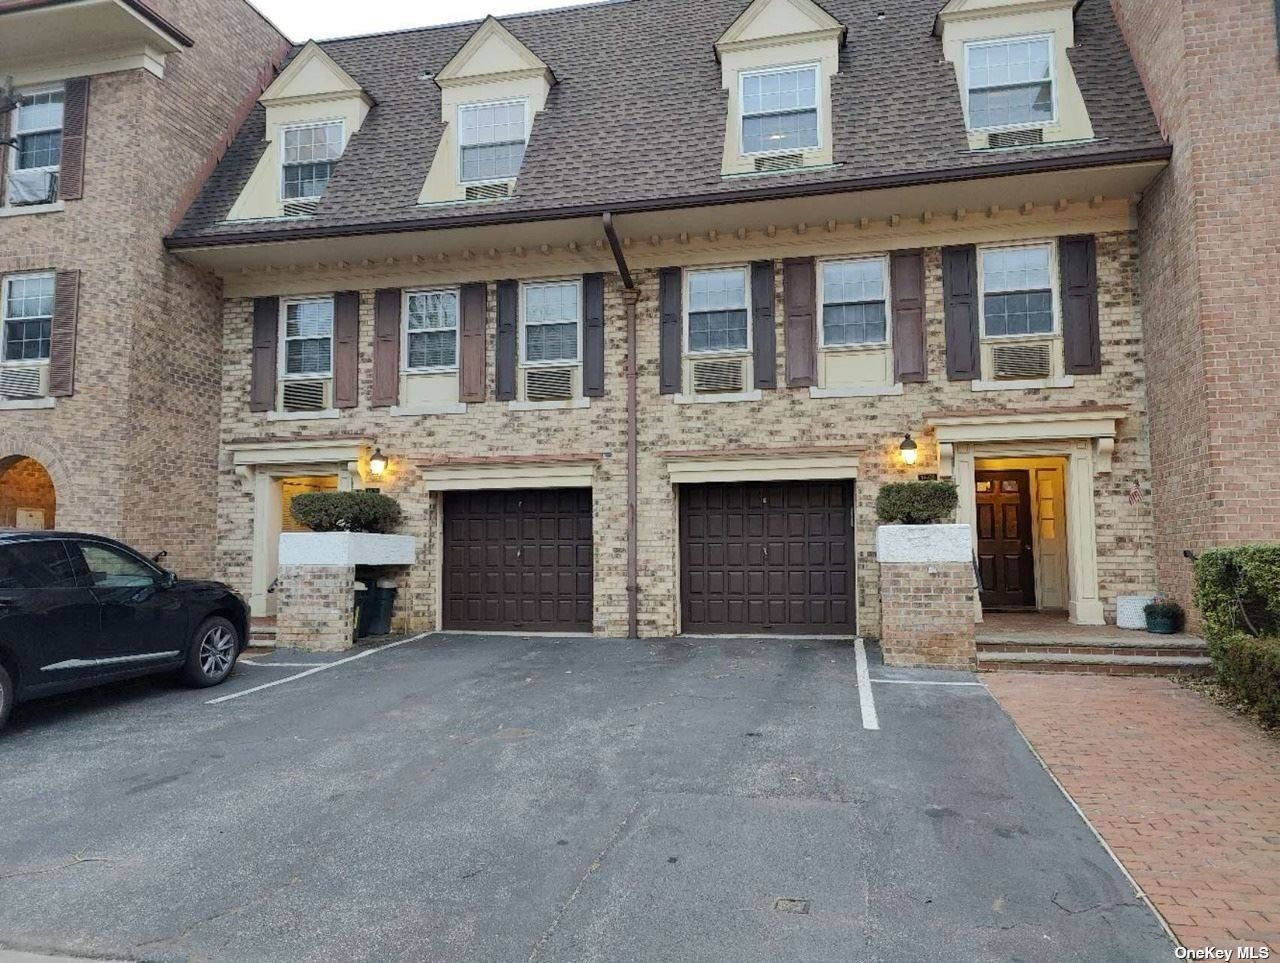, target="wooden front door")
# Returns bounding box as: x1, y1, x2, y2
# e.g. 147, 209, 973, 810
975, 470, 1036, 609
